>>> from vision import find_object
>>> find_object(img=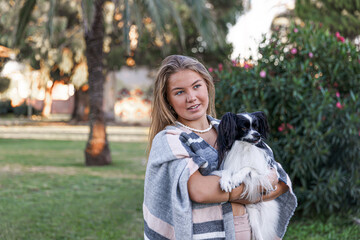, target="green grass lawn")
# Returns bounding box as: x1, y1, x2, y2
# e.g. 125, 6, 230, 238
0, 139, 146, 240
285, 216, 359, 240
0, 139, 358, 239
